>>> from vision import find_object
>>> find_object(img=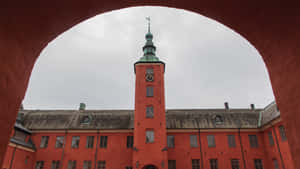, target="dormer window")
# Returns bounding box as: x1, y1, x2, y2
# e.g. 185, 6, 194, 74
214, 115, 224, 125
81, 115, 92, 124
